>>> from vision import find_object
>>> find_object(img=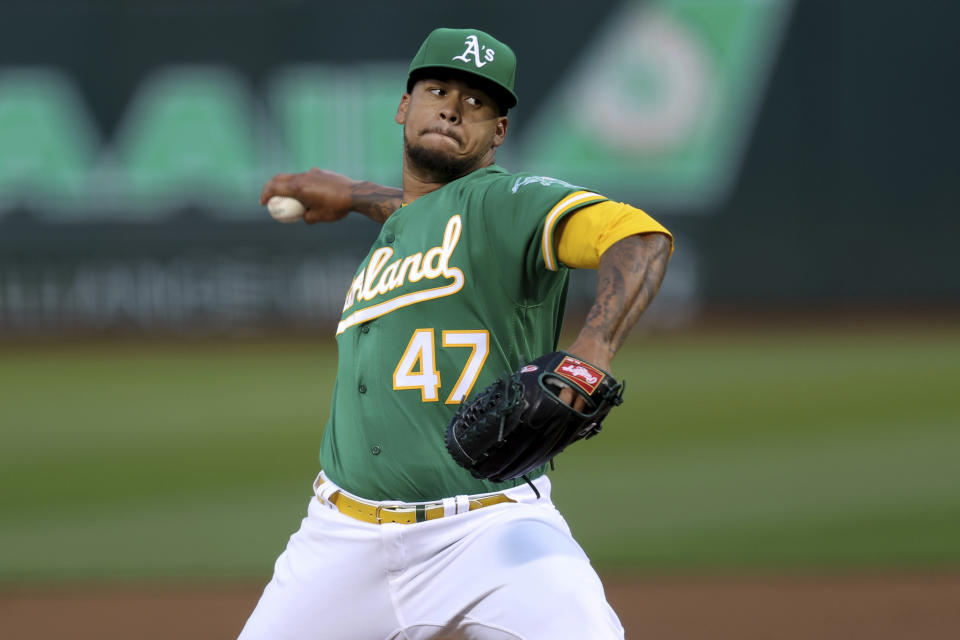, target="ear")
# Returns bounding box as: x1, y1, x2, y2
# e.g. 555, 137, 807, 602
491, 116, 508, 148
395, 93, 411, 125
